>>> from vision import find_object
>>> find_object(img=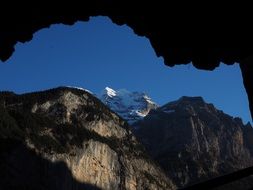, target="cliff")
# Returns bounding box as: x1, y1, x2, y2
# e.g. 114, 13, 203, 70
0, 87, 176, 190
